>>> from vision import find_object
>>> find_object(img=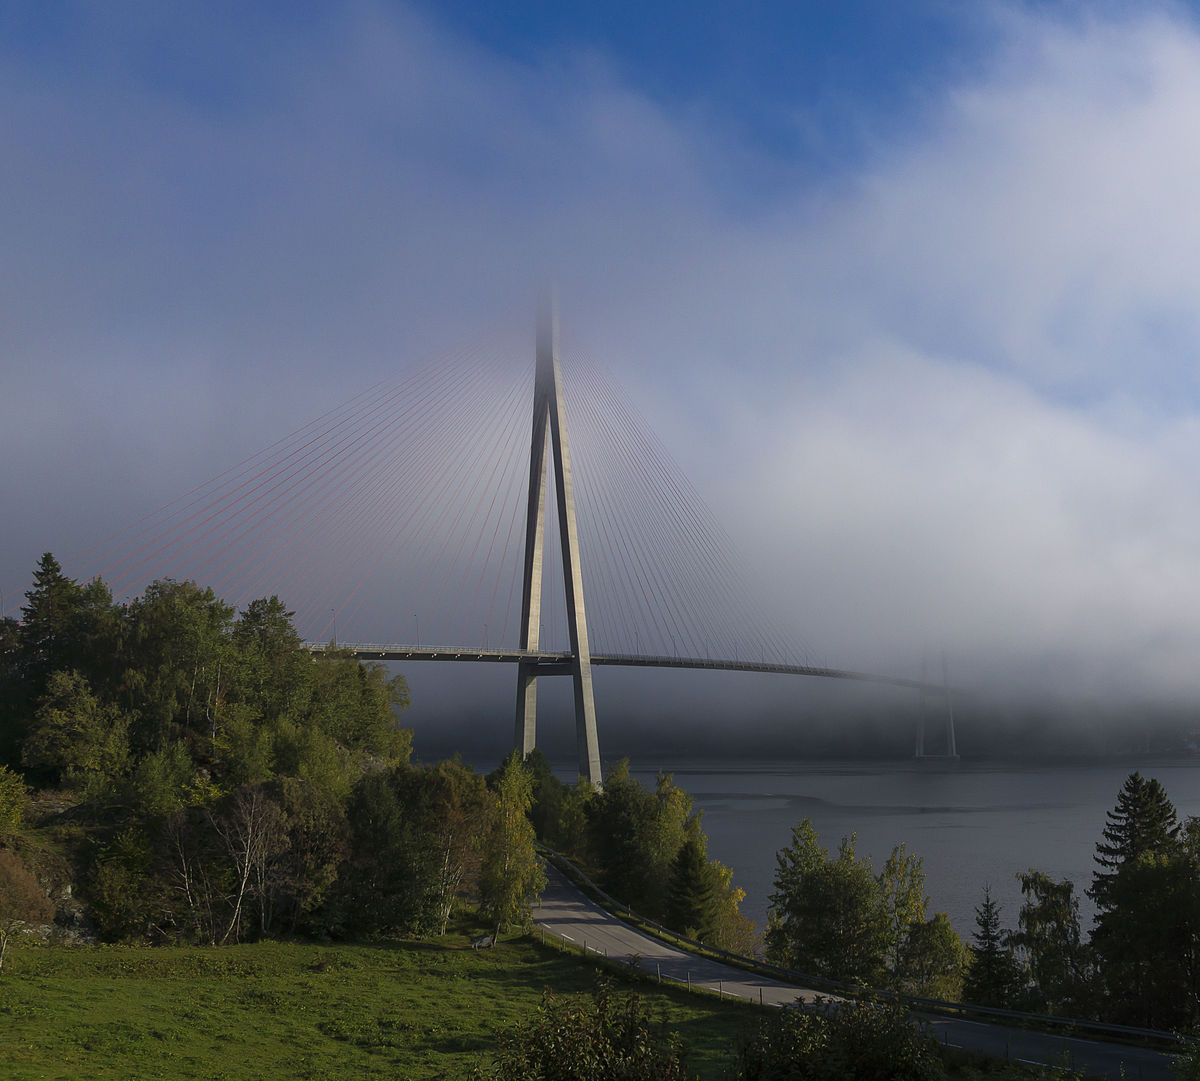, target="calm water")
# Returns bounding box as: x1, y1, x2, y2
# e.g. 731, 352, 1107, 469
628, 758, 1200, 940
